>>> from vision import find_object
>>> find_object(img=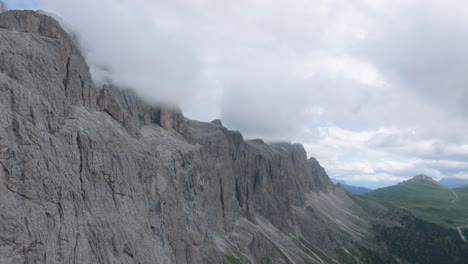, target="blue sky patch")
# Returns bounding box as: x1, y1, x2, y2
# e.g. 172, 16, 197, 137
4, 0, 39, 10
